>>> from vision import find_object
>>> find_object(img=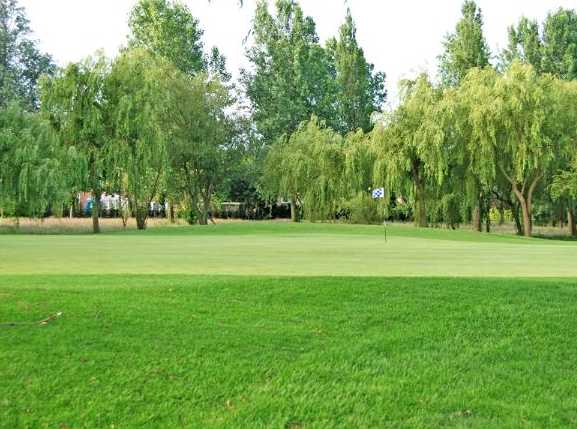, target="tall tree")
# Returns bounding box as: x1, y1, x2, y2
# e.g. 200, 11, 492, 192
168, 73, 233, 225
41, 55, 110, 233
542, 8, 577, 80
0, 103, 66, 219
458, 63, 573, 237
372, 75, 447, 228
243, 0, 336, 143
128, 0, 205, 76
264, 117, 344, 222
106, 49, 173, 230
326, 9, 386, 134
502, 17, 543, 72
0, 0, 55, 109
438, 0, 491, 231
438, 0, 491, 87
